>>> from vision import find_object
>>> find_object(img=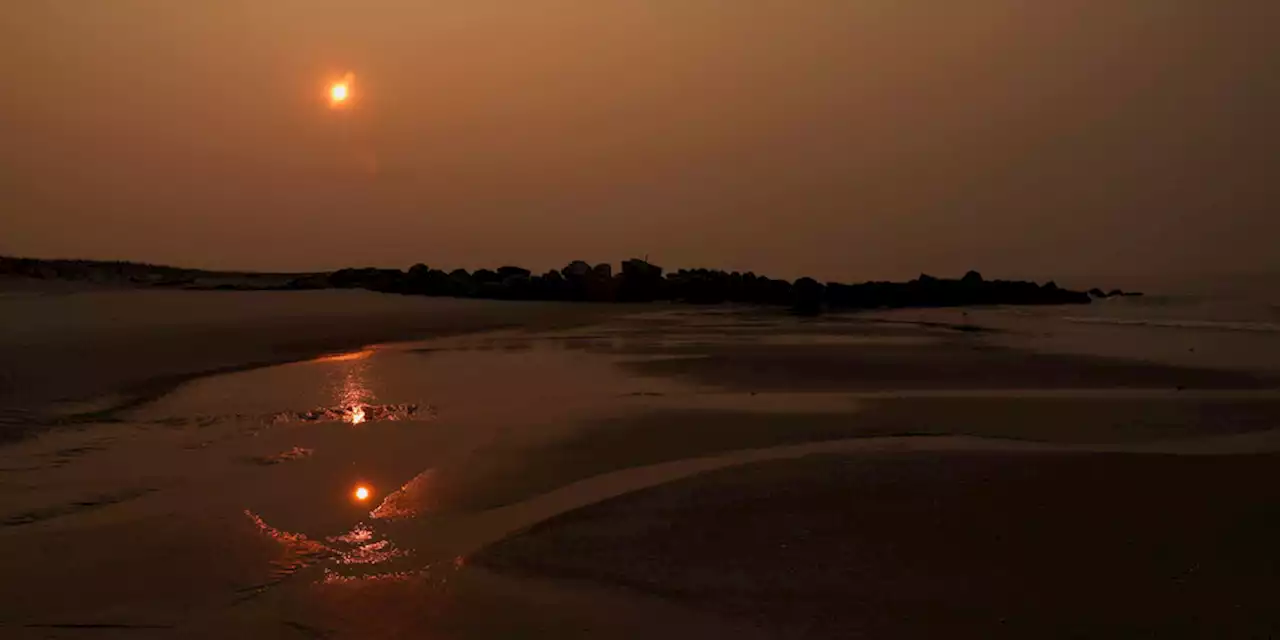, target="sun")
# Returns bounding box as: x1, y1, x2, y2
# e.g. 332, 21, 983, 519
328, 72, 355, 108
354, 485, 371, 501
